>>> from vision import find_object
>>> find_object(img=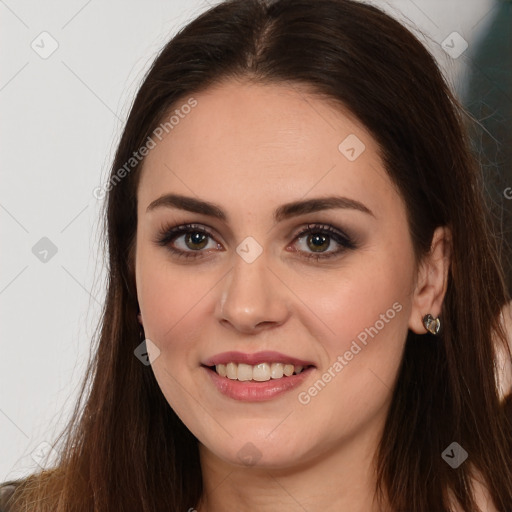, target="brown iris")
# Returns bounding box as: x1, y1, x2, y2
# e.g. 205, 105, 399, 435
185, 232, 208, 250
307, 233, 329, 252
